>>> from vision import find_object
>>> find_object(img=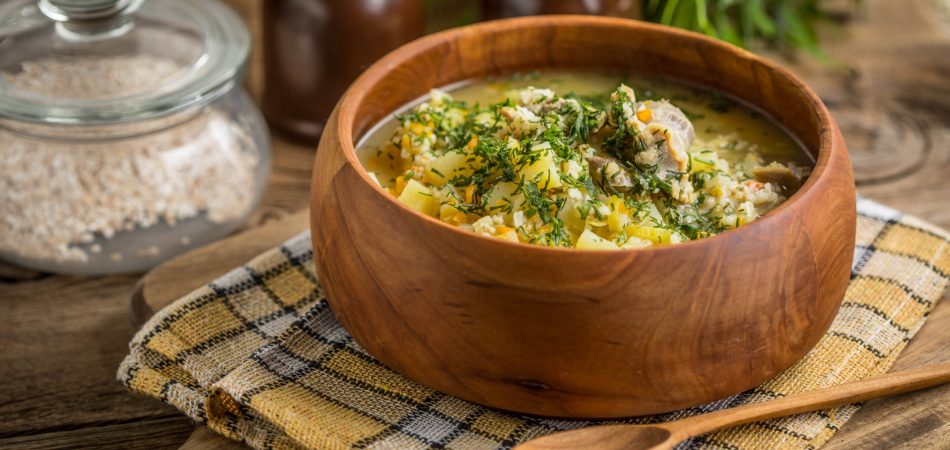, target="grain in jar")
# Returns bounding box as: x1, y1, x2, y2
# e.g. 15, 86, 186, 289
0, 0, 271, 274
